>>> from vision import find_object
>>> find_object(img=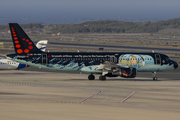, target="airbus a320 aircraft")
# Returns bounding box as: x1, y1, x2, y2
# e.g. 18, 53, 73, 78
0, 40, 48, 70
6, 23, 178, 81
